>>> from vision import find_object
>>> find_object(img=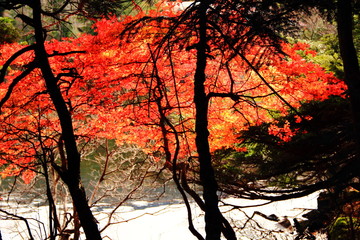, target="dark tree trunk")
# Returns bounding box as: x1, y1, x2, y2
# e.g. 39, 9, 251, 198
337, 0, 360, 181
32, 1, 102, 239
194, 1, 223, 239
337, 6, 360, 238
337, 0, 360, 142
